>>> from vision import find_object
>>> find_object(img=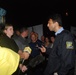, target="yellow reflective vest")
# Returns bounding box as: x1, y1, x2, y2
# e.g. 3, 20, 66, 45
0, 46, 20, 75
